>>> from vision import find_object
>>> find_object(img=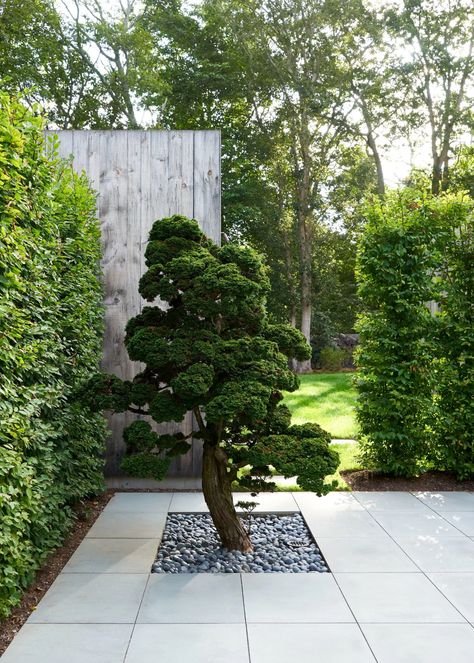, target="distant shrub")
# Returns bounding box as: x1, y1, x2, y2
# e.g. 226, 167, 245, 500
318, 347, 350, 370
